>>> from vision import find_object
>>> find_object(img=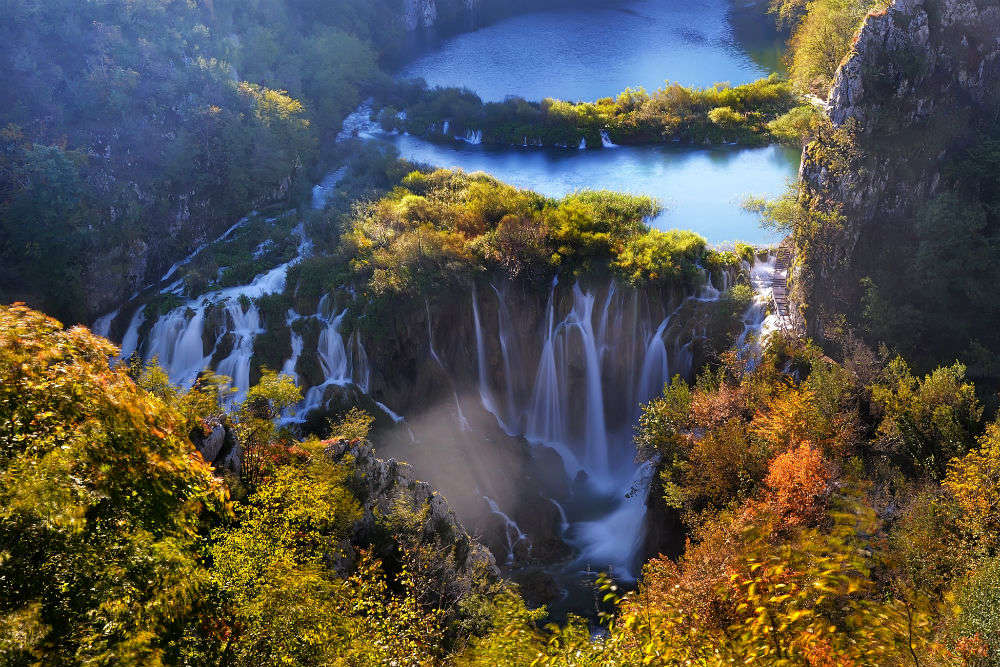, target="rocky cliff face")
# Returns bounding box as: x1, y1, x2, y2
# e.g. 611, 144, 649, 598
795, 0, 1000, 332
326, 438, 500, 588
